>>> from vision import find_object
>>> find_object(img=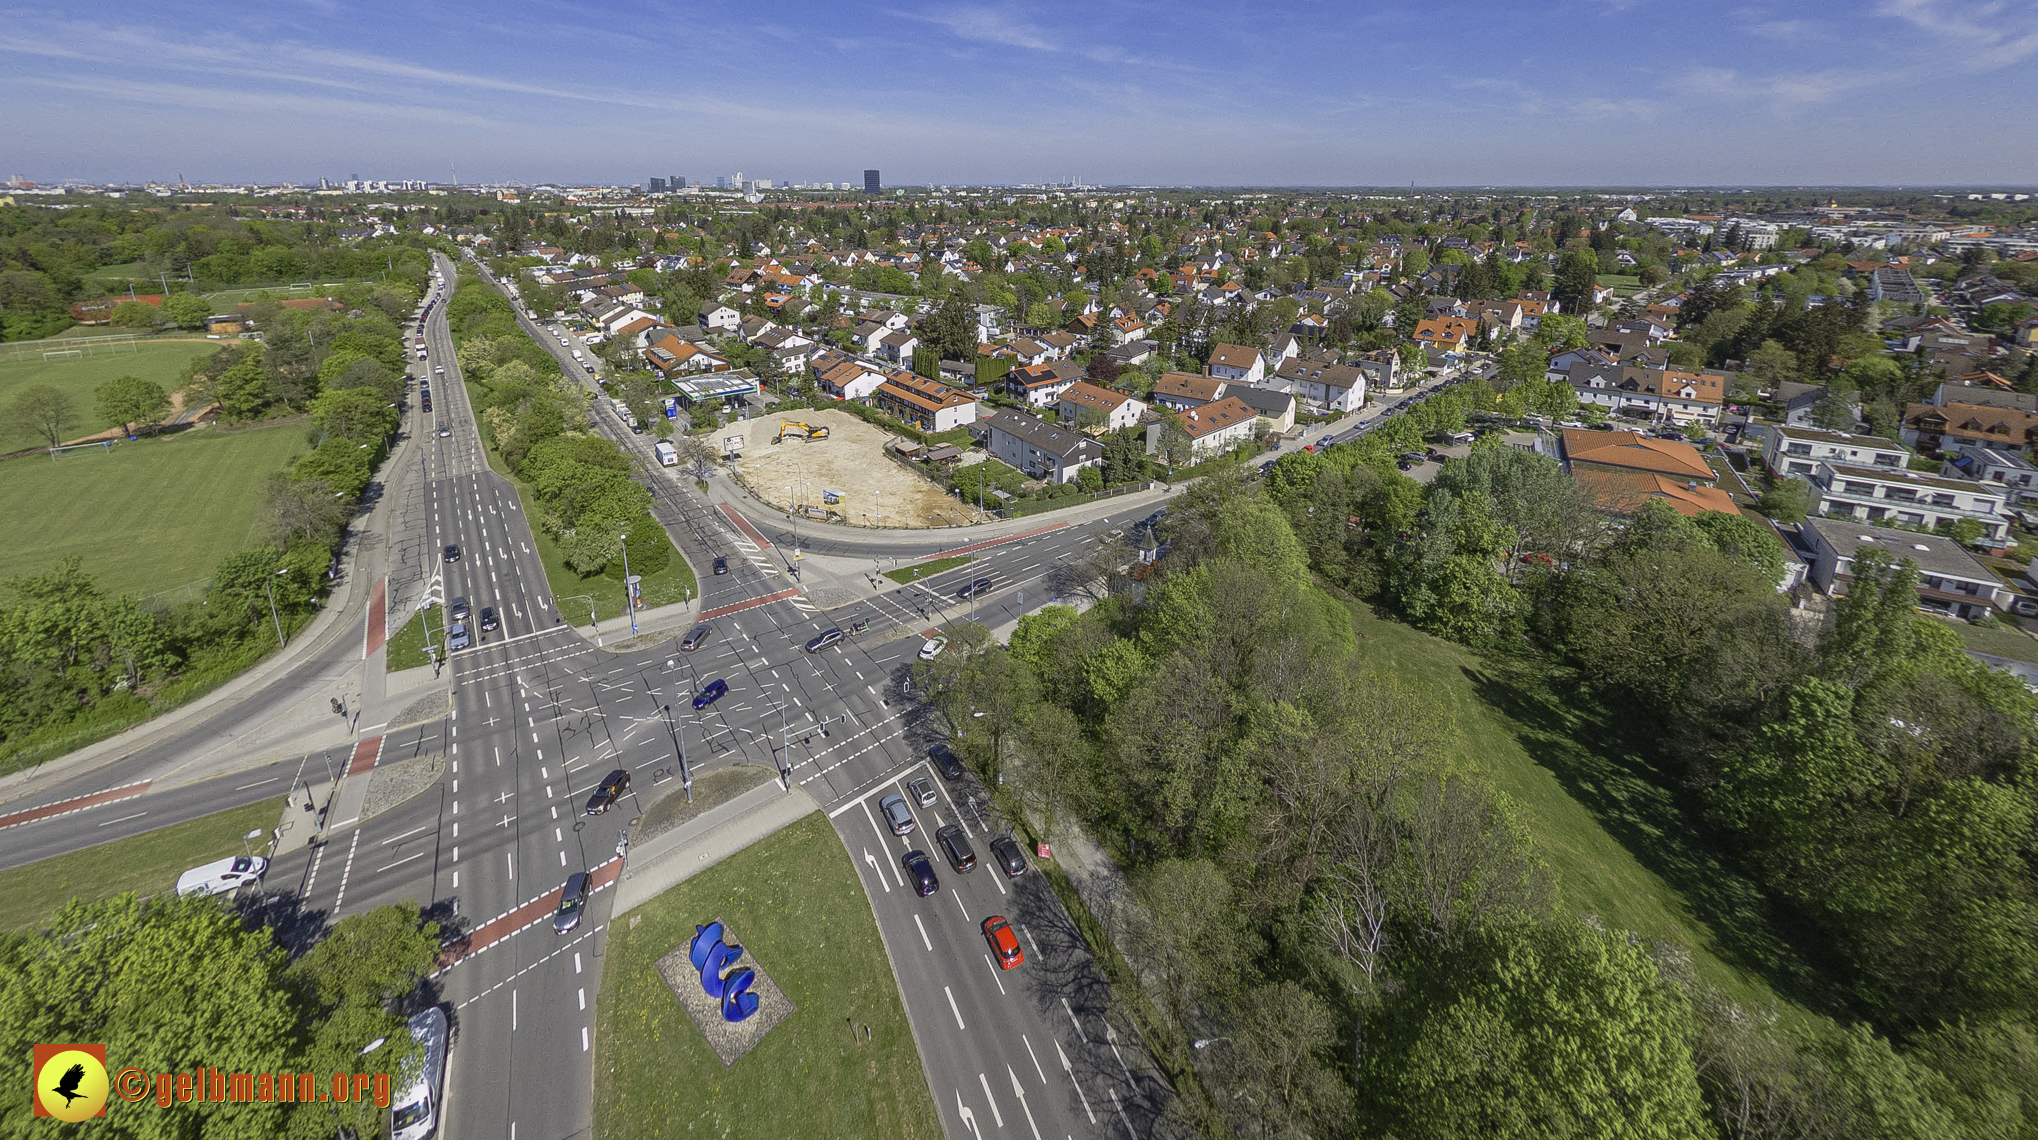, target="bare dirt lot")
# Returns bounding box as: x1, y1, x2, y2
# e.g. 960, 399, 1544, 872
720, 407, 975, 527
